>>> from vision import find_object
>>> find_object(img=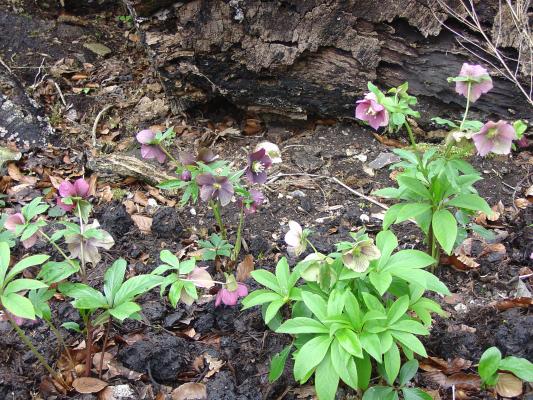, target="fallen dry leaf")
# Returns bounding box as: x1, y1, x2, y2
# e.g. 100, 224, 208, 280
131, 214, 152, 234
492, 297, 533, 310
7, 162, 38, 184
171, 383, 207, 400
419, 357, 472, 375
442, 254, 479, 271
293, 385, 317, 399
98, 384, 135, 400
423, 371, 481, 390
204, 353, 224, 378
236, 254, 254, 282
92, 352, 113, 371
479, 243, 506, 258
514, 198, 529, 209
526, 184, 533, 202
495, 373, 523, 397
103, 359, 143, 381
371, 132, 407, 148
72, 377, 108, 394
